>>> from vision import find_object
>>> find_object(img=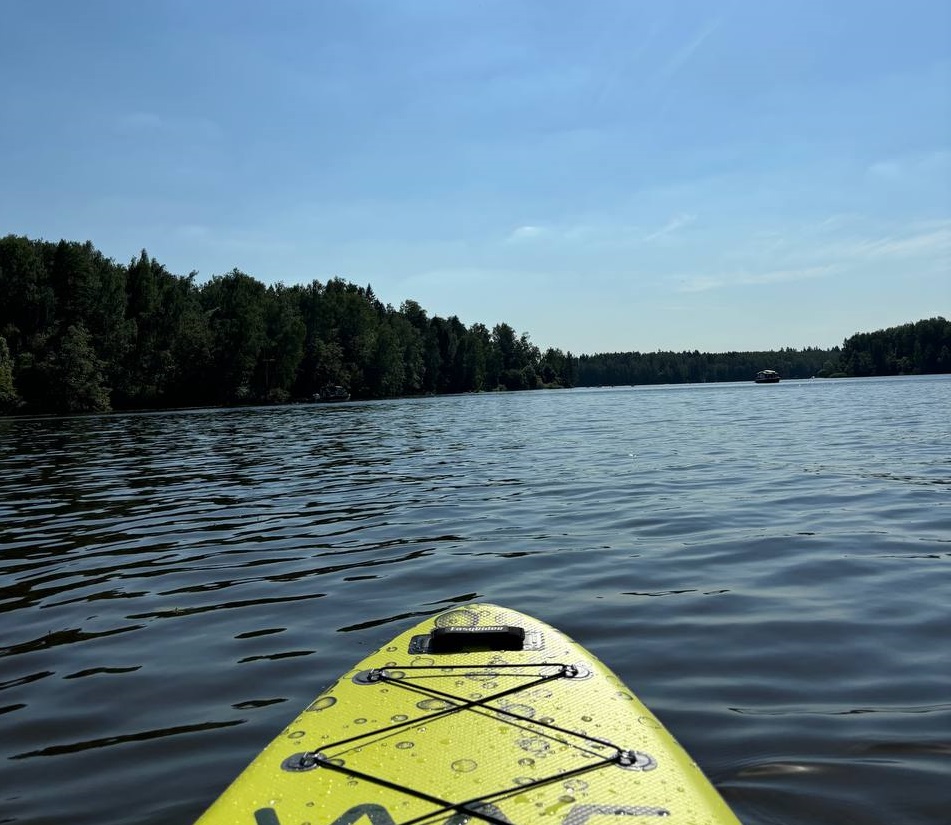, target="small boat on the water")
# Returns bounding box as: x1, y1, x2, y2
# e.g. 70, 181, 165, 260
315, 385, 350, 402
754, 369, 780, 384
